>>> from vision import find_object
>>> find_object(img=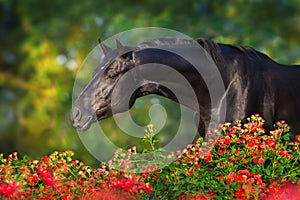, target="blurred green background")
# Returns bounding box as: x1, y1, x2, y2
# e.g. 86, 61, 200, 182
1, 0, 300, 166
